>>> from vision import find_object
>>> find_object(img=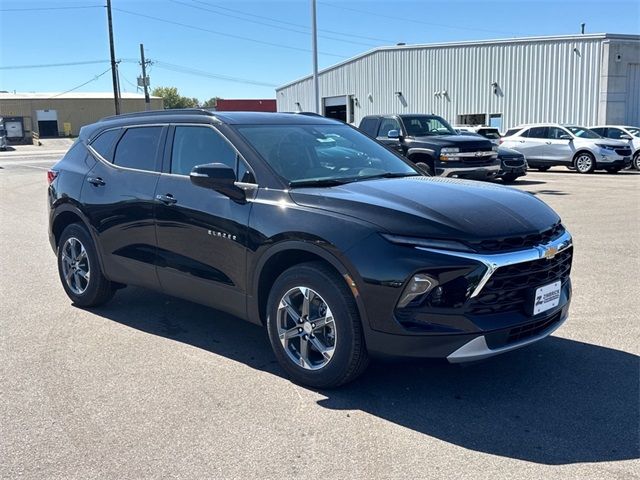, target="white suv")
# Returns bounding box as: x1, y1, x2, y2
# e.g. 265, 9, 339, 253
589, 125, 640, 170
501, 124, 632, 173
